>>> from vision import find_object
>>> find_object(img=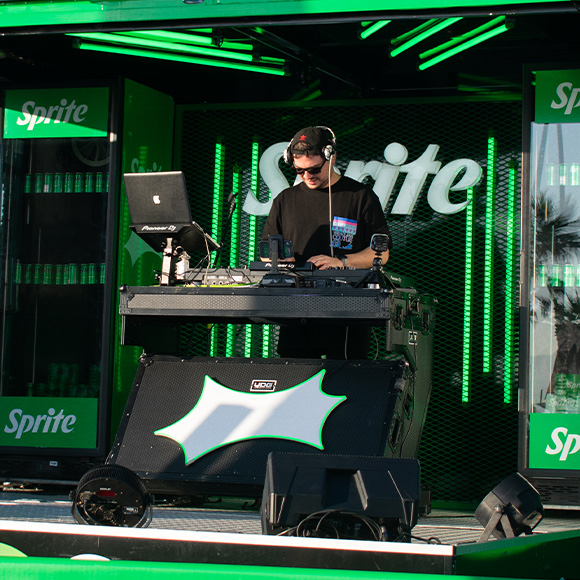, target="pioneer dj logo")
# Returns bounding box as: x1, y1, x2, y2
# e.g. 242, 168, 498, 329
154, 371, 346, 465
250, 379, 277, 392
